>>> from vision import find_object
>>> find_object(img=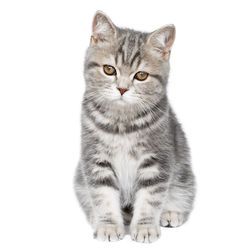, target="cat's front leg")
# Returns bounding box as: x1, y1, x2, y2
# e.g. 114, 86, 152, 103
87, 160, 124, 241
130, 159, 168, 243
